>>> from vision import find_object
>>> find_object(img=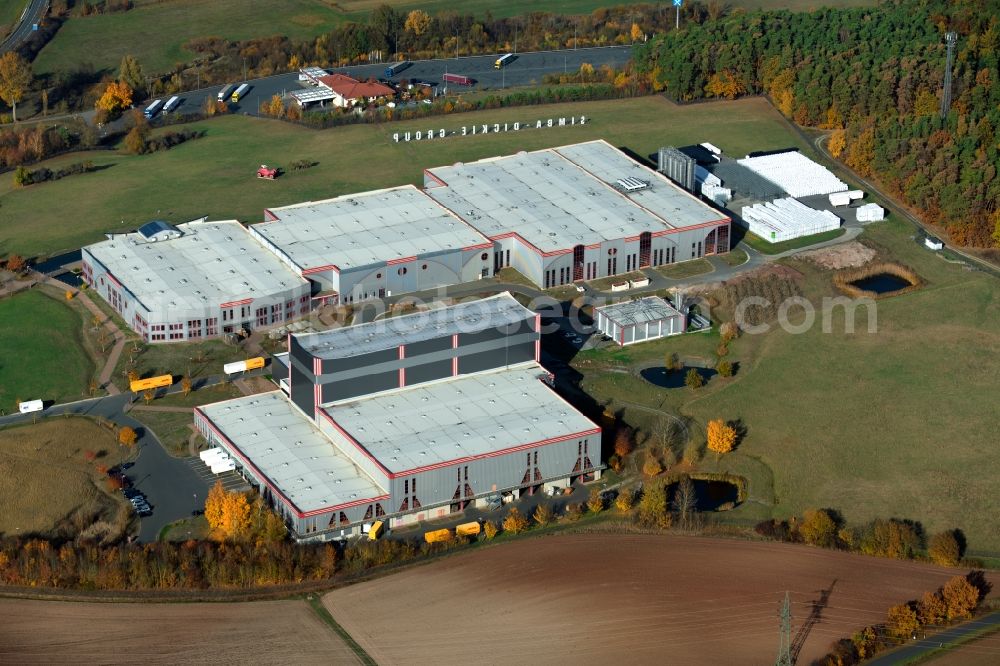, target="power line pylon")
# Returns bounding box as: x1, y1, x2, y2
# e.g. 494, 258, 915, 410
775, 591, 792, 666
